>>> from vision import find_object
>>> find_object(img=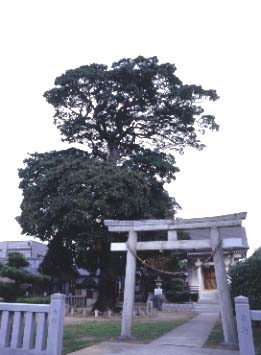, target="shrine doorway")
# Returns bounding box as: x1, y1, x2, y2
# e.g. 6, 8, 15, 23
203, 265, 217, 290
